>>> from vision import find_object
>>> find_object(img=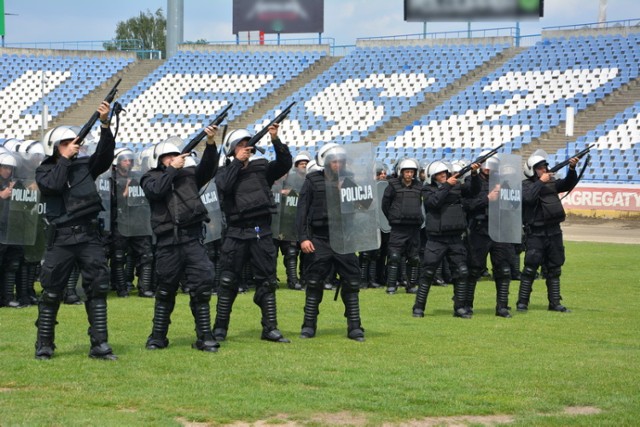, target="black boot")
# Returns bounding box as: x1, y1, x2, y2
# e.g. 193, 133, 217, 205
190, 294, 219, 352
146, 289, 175, 349
111, 260, 129, 298
35, 297, 60, 360
547, 276, 570, 312
406, 264, 419, 294
16, 264, 34, 306
2, 262, 21, 308
300, 287, 323, 338
125, 252, 135, 292
342, 290, 364, 342
358, 253, 370, 290
285, 253, 303, 290
517, 266, 536, 312
465, 280, 477, 315
453, 281, 471, 319
385, 258, 400, 294
367, 256, 381, 288
137, 264, 155, 298
412, 282, 431, 317
257, 289, 290, 343
86, 298, 117, 360
495, 278, 512, 318
213, 288, 237, 342
432, 263, 446, 286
